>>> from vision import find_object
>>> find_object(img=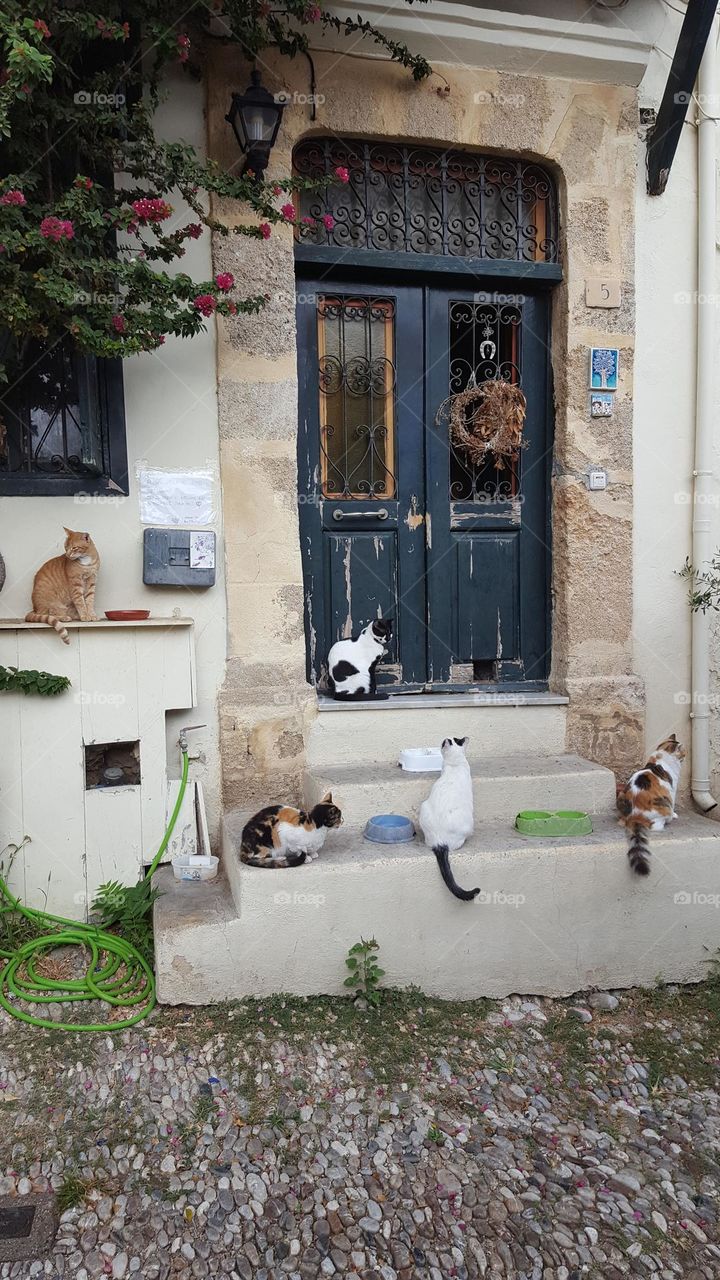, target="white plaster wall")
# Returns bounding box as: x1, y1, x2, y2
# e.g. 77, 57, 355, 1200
0, 67, 226, 850
633, 11, 720, 790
